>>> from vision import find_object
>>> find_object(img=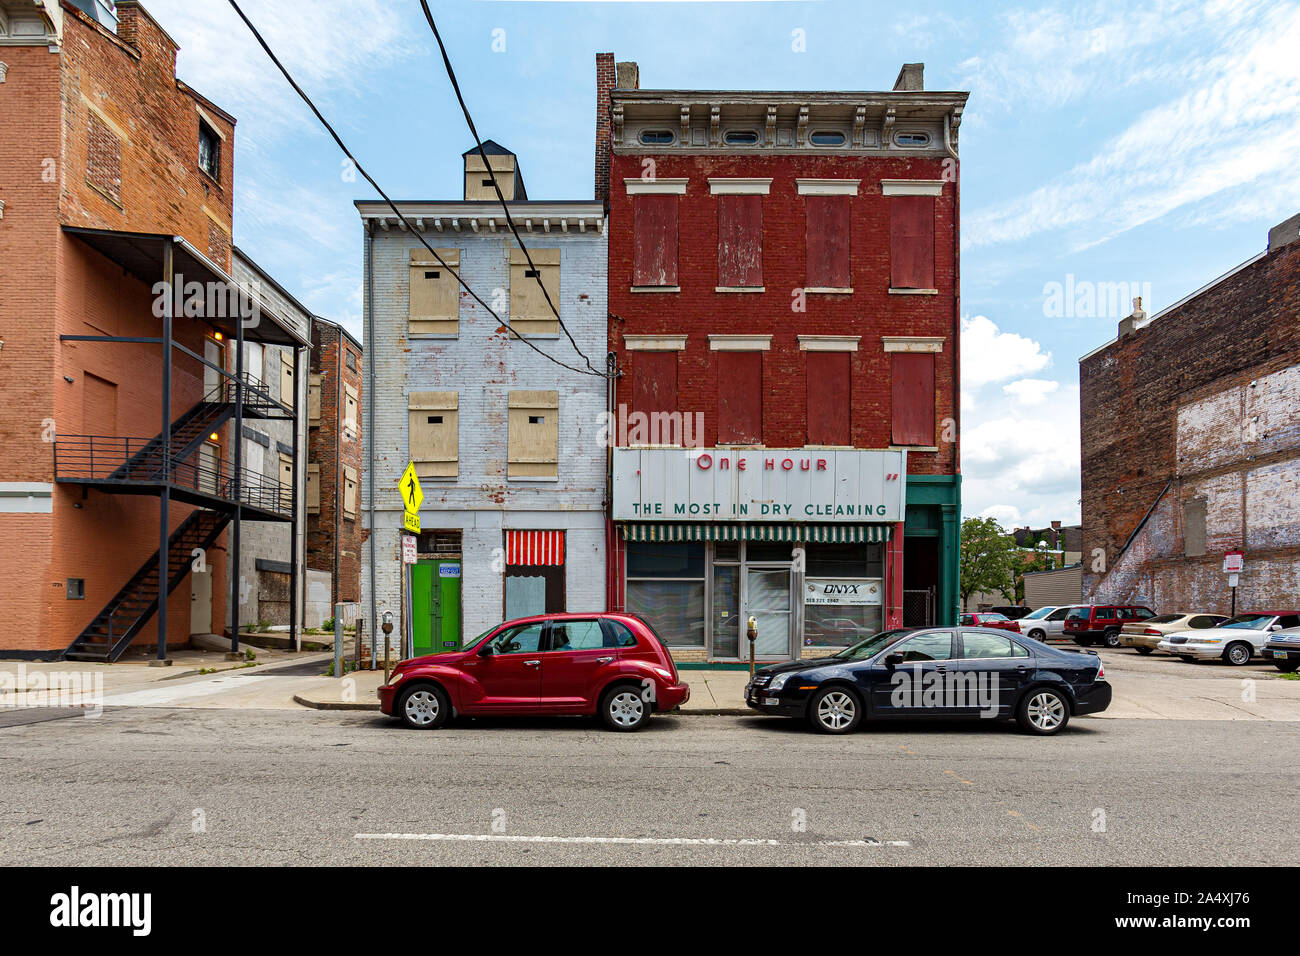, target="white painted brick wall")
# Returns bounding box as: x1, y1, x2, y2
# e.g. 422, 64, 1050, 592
361, 220, 609, 650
